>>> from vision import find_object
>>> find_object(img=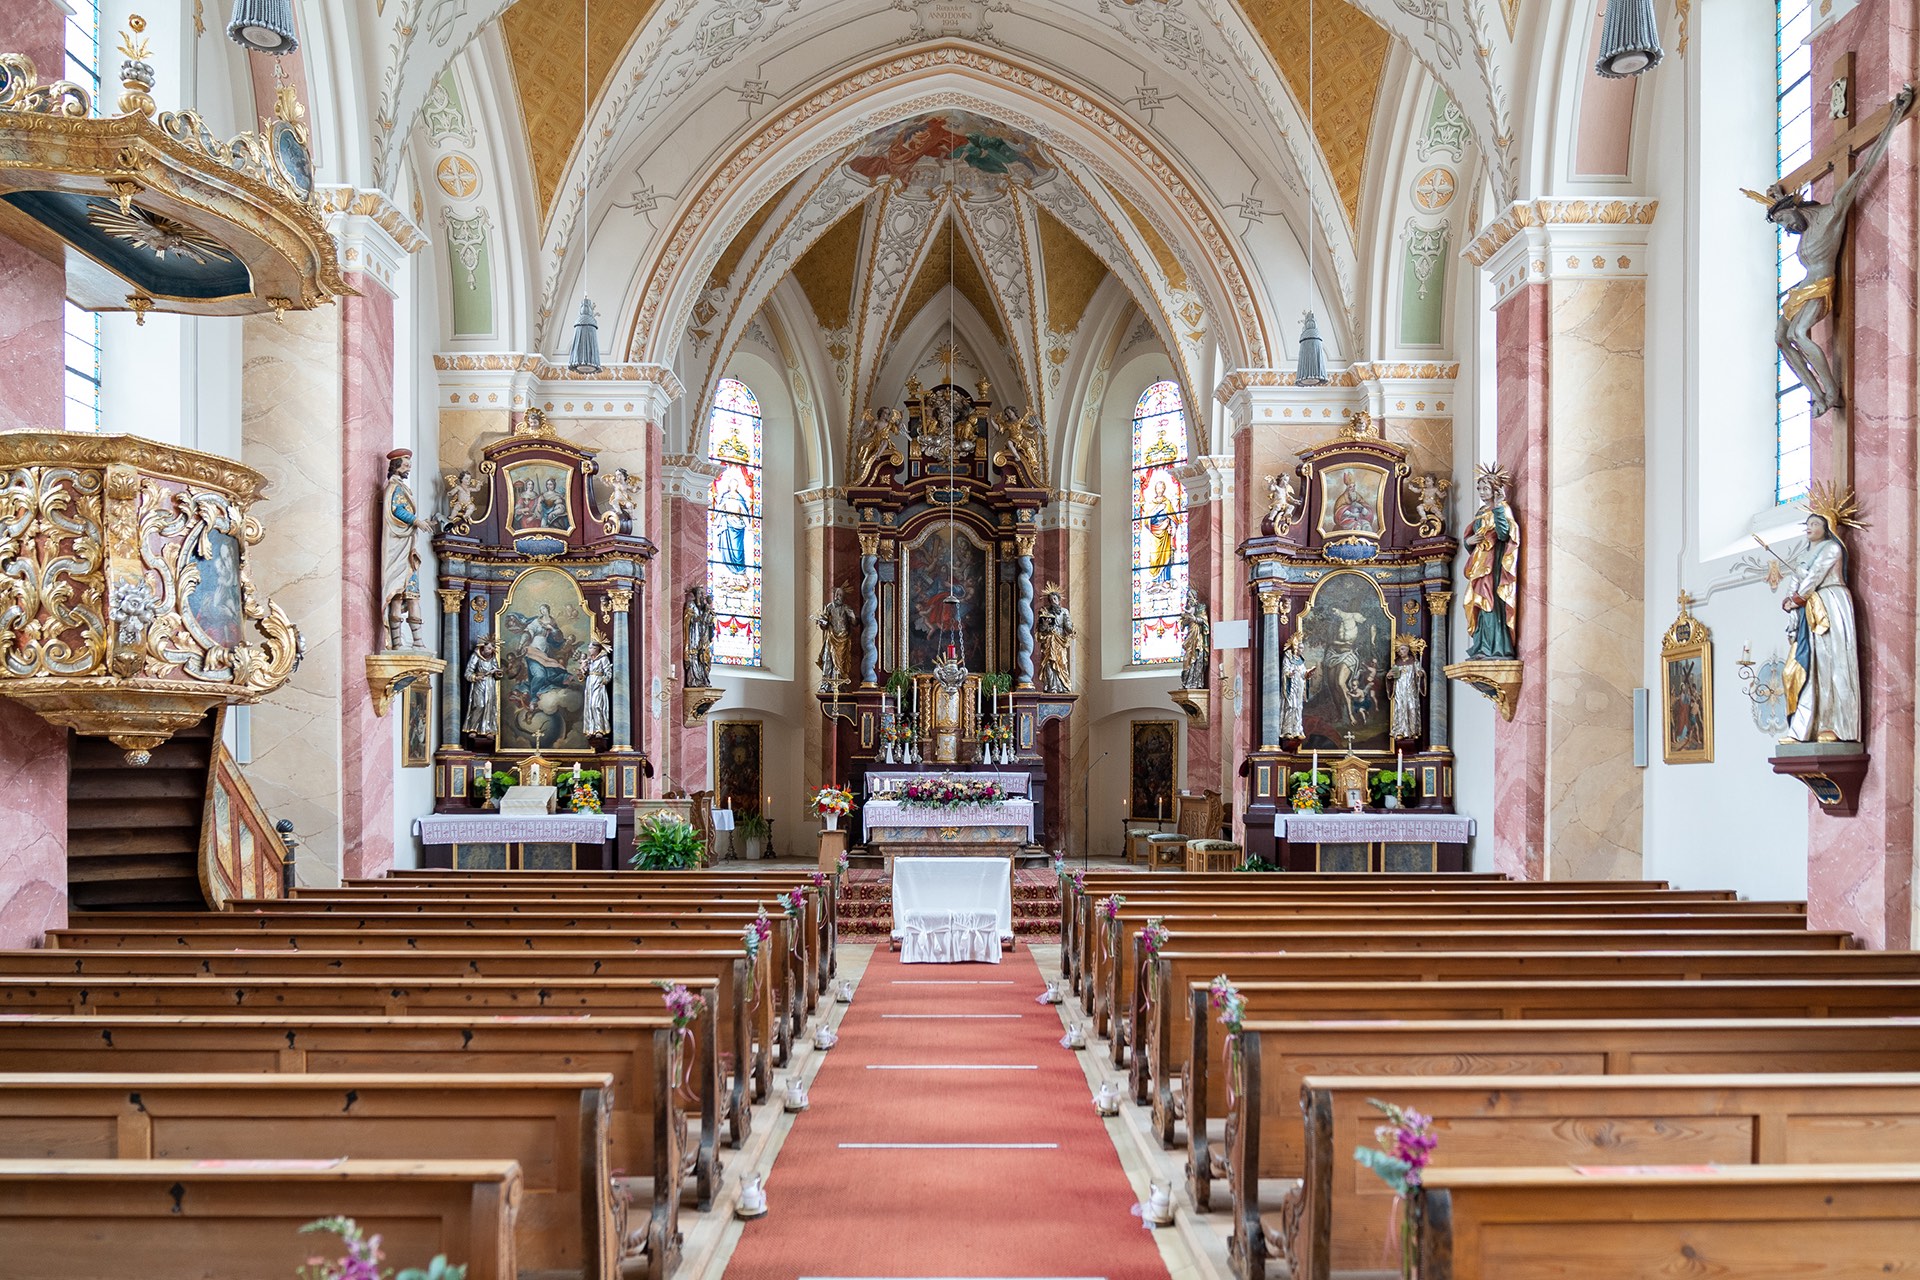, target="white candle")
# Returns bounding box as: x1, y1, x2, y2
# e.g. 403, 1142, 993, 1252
1396, 749, 1403, 778
1311, 749, 1319, 778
